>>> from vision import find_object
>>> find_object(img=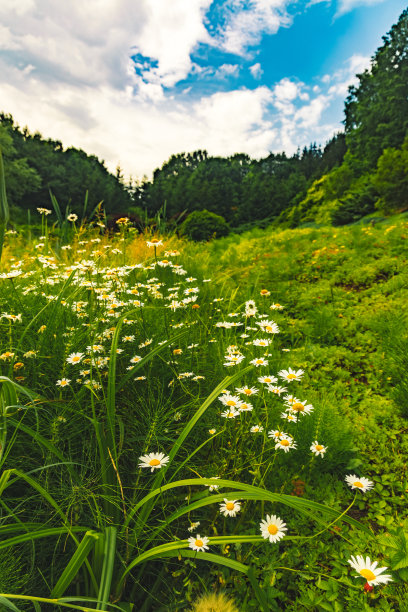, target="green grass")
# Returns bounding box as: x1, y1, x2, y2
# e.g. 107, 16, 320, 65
0, 216, 406, 610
